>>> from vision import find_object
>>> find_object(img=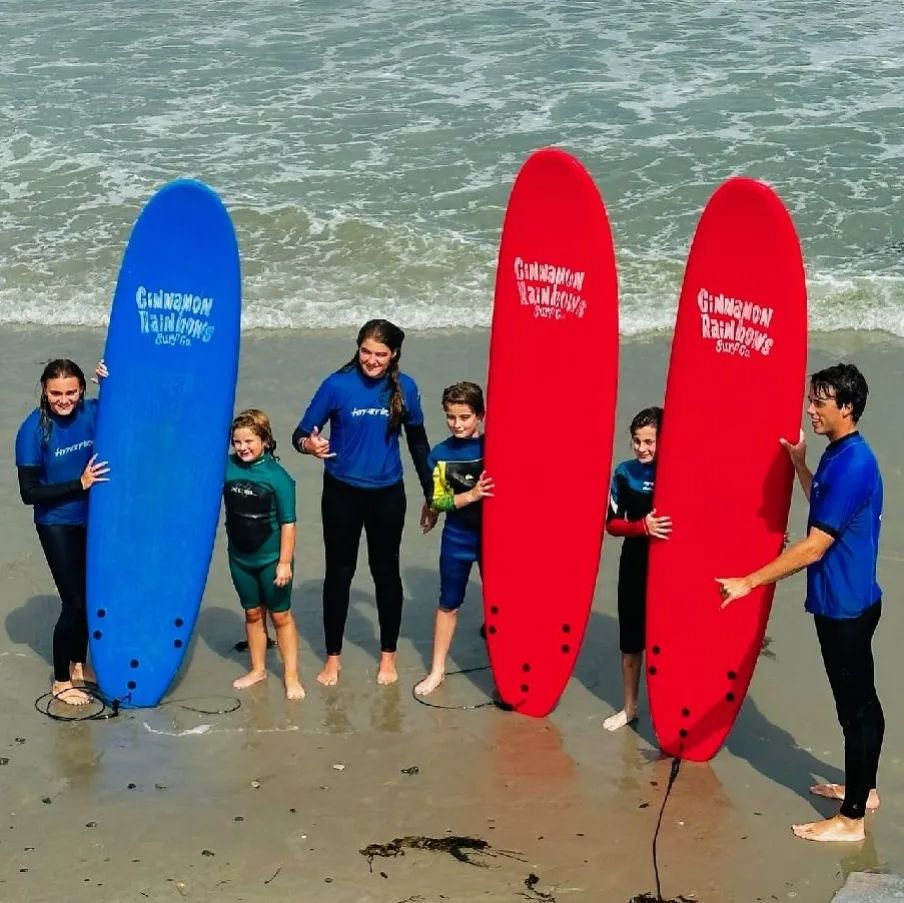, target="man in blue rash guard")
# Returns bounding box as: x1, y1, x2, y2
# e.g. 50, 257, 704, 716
718, 363, 883, 844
